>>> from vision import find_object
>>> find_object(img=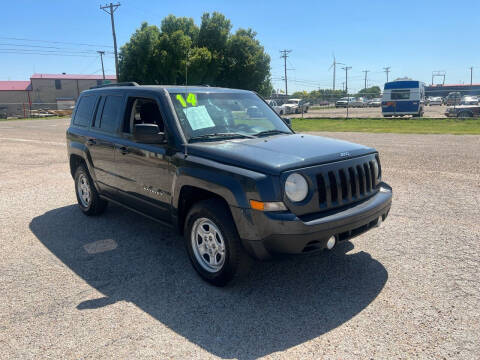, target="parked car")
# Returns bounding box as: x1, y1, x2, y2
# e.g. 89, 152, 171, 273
445, 105, 480, 118
335, 97, 355, 108
367, 98, 382, 107
266, 99, 282, 115
427, 96, 443, 106
461, 95, 479, 105
284, 98, 310, 114
444, 92, 462, 106
66, 83, 392, 286
350, 97, 367, 108
277, 102, 293, 115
